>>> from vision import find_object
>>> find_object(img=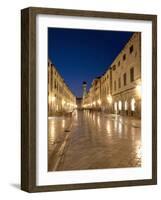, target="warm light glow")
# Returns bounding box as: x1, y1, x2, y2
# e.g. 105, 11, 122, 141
52, 96, 55, 102
118, 123, 123, 135
114, 102, 117, 111
106, 121, 111, 135
97, 99, 101, 105
62, 119, 65, 128
107, 95, 112, 104
62, 99, 65, 105
118, 101, 122, 110
49, 95, 55, 103
136, 84, 141, 97
97, 116, 100, 127
131, 98, 135, 111
49, 121, 55, 141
